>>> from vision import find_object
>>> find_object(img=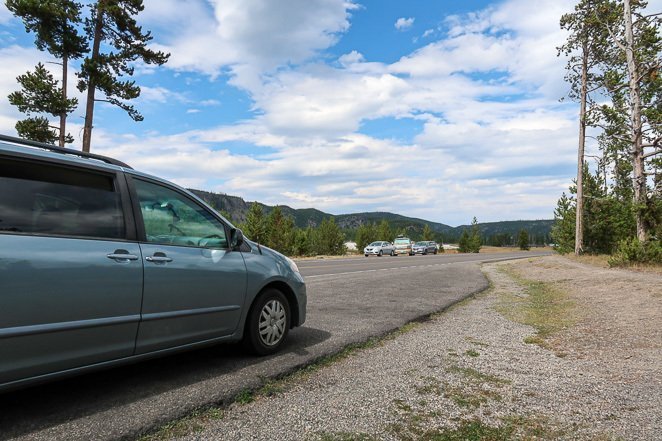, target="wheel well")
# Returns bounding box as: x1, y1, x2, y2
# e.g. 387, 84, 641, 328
252, 281, 300, 328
